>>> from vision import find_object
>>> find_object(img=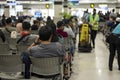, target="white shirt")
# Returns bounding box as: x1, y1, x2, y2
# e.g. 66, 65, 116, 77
64, 26, 75, 38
